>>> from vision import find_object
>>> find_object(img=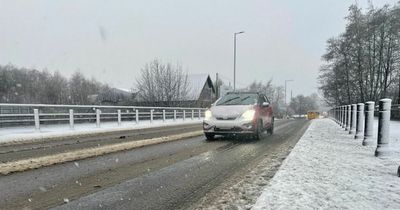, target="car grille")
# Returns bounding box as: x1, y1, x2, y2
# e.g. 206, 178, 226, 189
215, 117, 237, 120
215, 127, 242, 132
